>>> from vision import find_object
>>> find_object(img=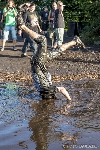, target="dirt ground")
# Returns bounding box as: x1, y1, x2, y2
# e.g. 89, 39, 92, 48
0, 34, 100, 84
0, 34, 100, 150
